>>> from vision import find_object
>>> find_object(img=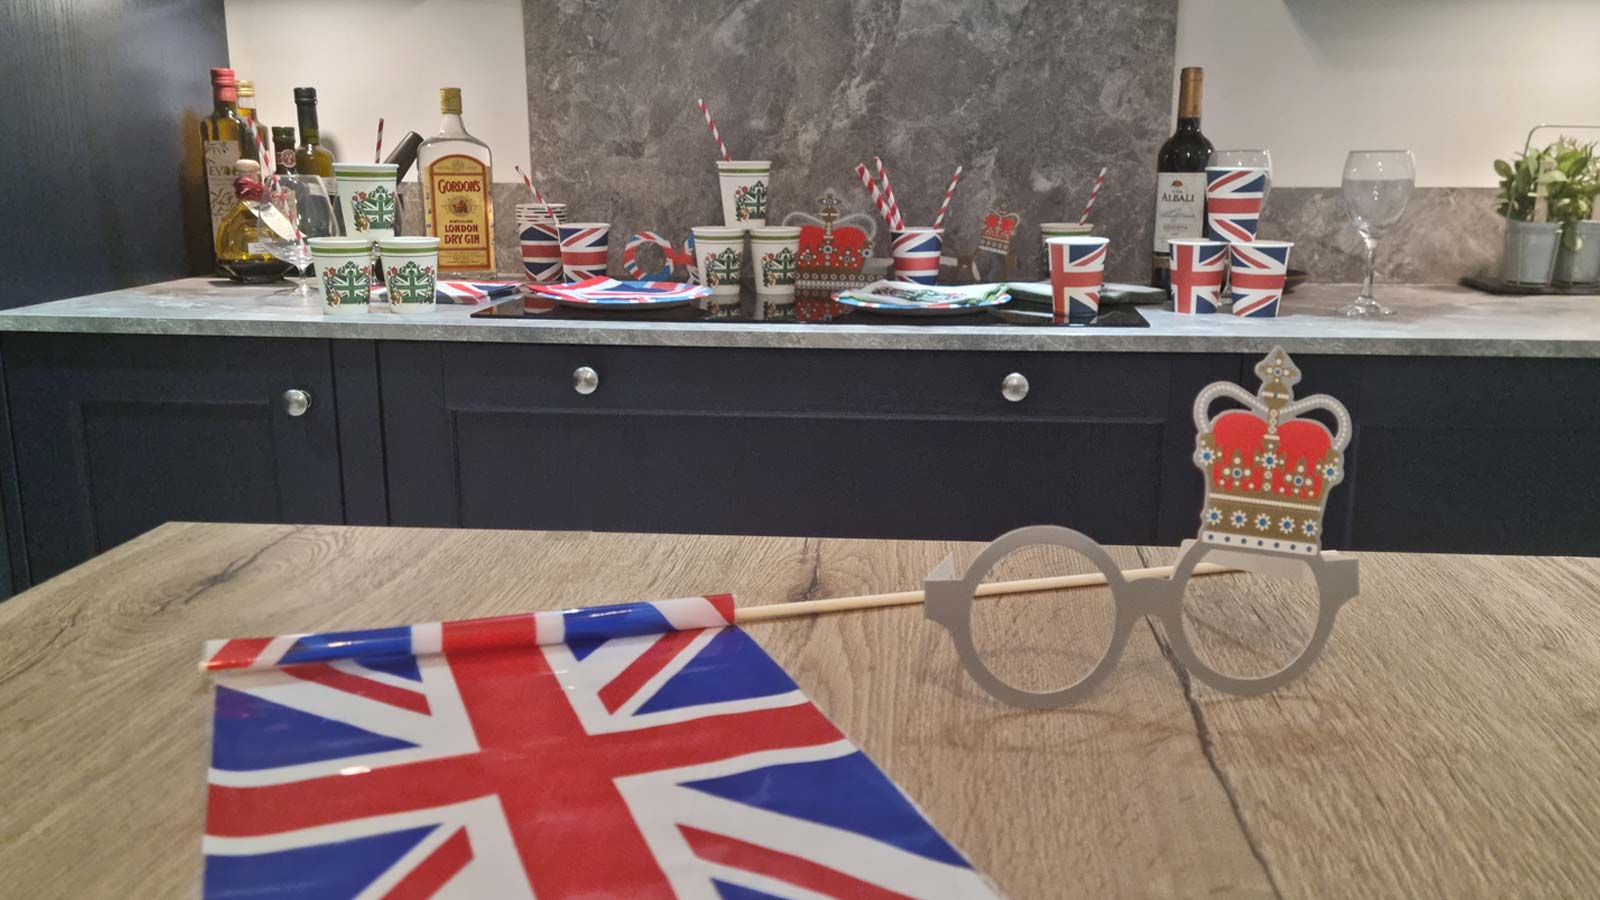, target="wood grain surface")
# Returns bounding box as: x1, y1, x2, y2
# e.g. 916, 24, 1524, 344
1, 522, 1597, 899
